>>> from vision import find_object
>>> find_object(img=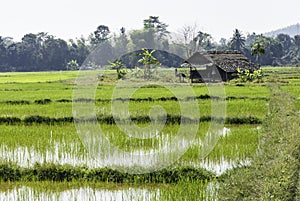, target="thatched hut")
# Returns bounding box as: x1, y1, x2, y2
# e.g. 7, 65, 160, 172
182, 51, 257, 82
